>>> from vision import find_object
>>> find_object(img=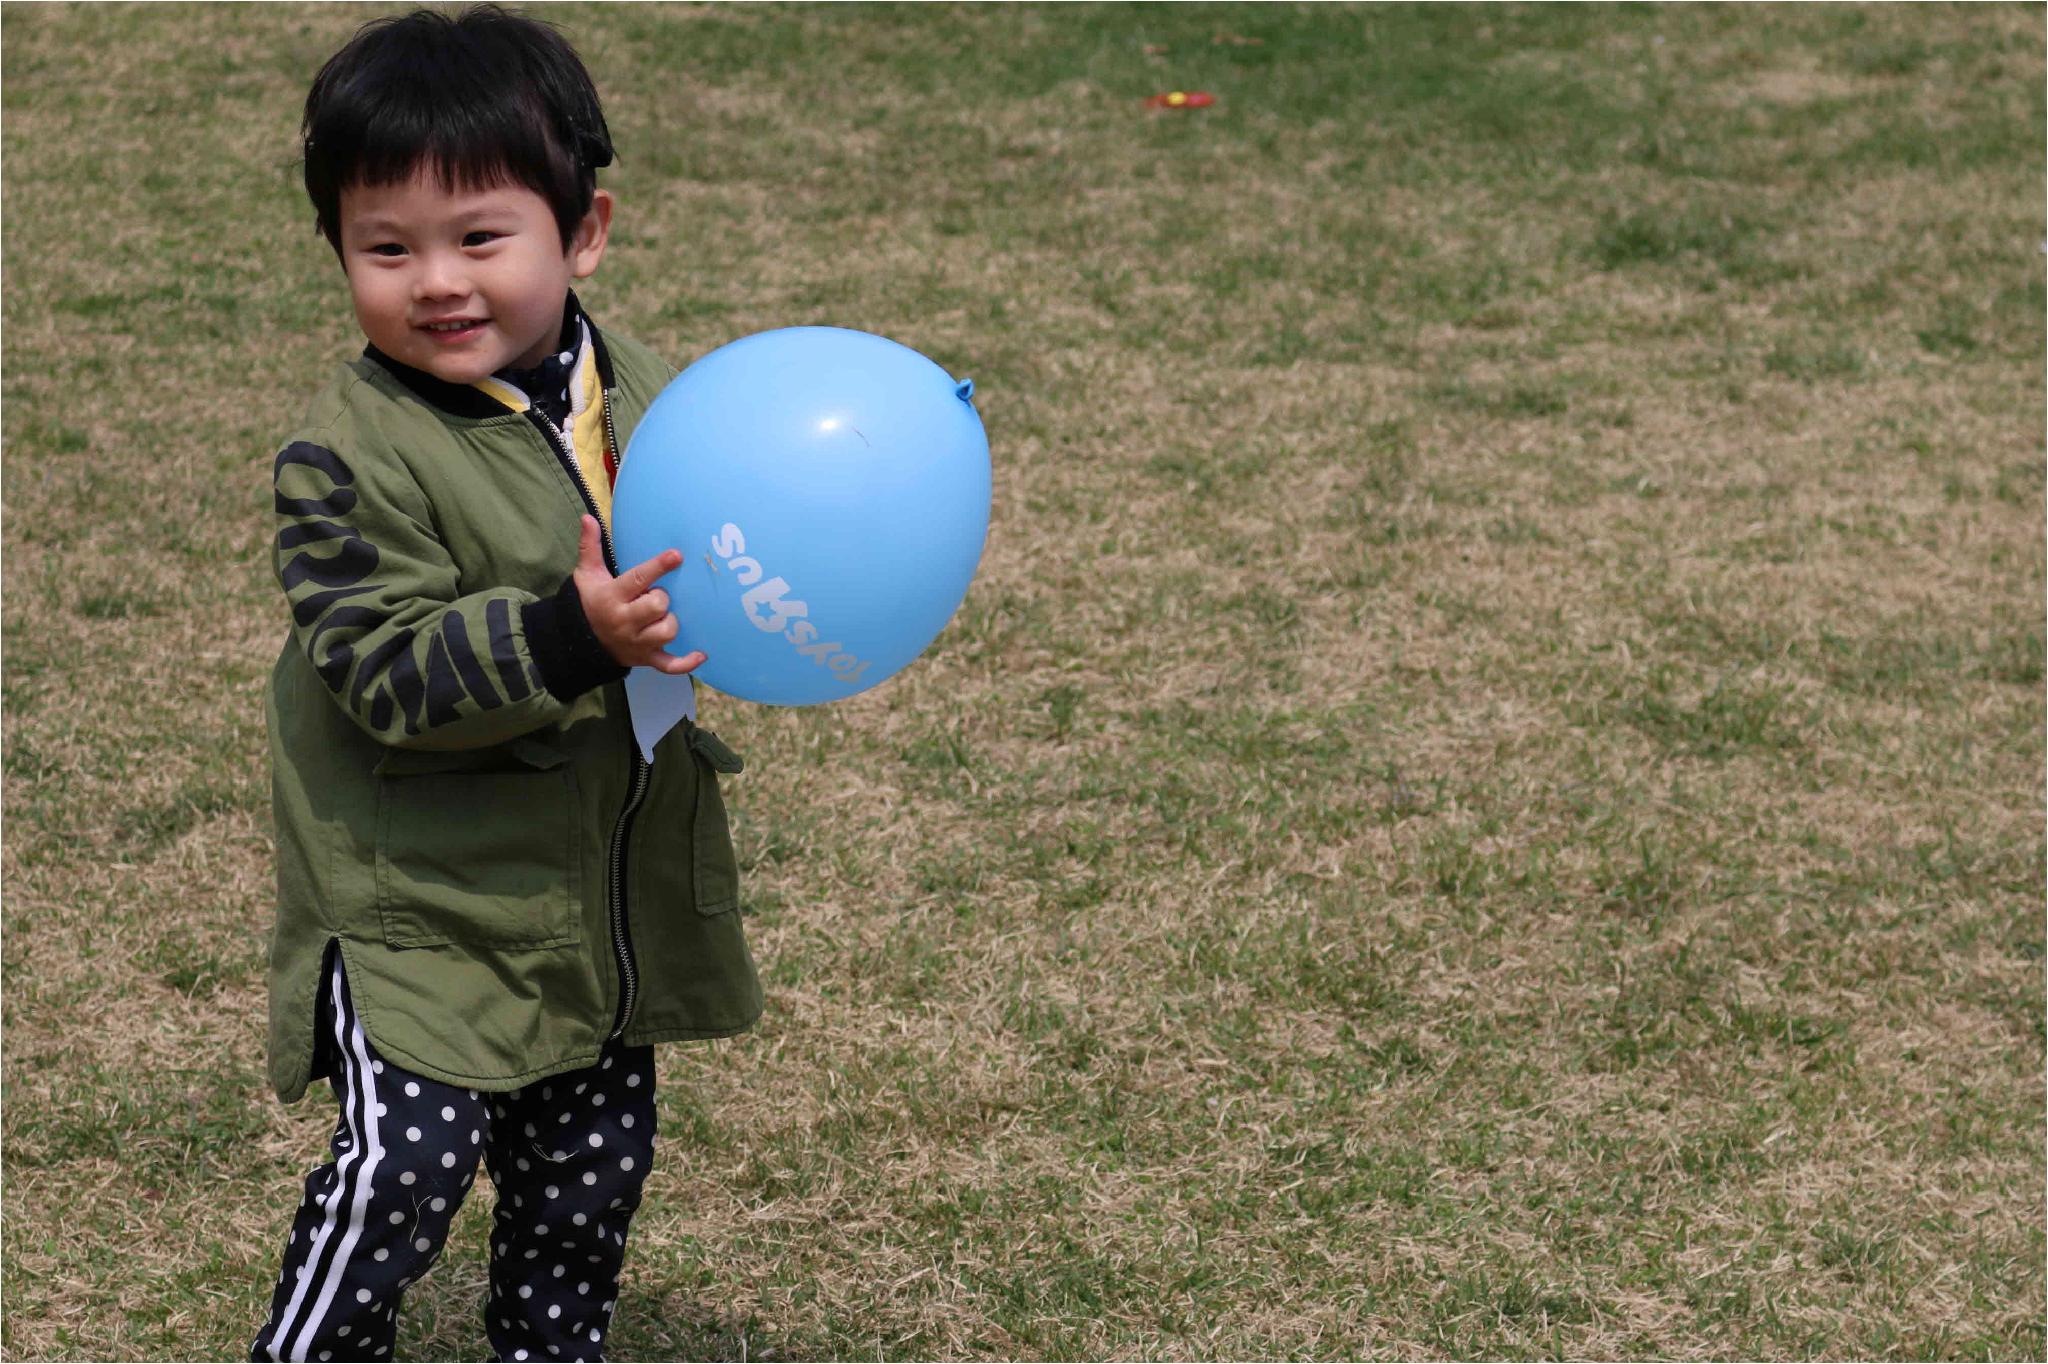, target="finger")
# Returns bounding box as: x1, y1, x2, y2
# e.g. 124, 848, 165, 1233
649, 649, 707, 675
636, 613, 679, 646
621, 547, 683, 594
575, 515, 606, 571
624, 593, 668, 630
